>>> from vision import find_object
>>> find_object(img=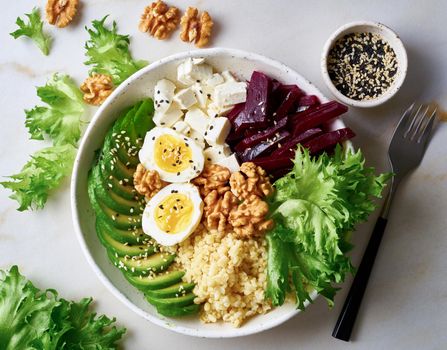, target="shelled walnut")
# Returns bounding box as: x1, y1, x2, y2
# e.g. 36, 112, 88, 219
46, 0, 78, 28
203, 190, 238, 233
230, 162, 274, 200
133, 164, 167, 199
192, 164, 231, 197
139, 1, 180, 40
180, 7, 213, 48
80, 74, 114, 106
